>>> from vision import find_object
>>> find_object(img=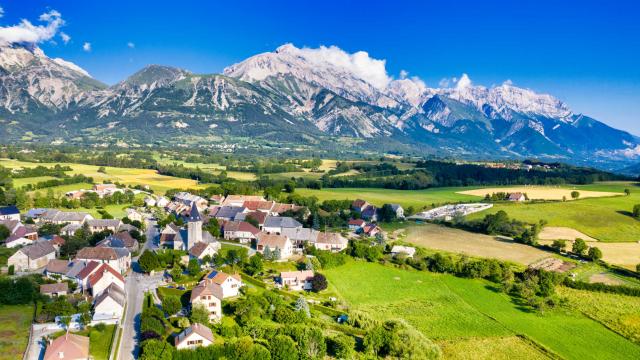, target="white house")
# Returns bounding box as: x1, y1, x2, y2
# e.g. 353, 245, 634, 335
203, 270, 243, 298
223, 221, 260, 244
508, 192, 526, 202
348, 219, 366, 231
93, 282, 126, 322
278, 270, 314, 291
88, 263, 125, 297
144, 197, 156, 207
75, 247, 131, 274
188, 242, 220, 261
7, 241, 56, 272
86, 219, 122, 234
156, 196, 170, 208
389, 204, 405, 219
314, 232, 348, 252
255, 232, 294, 260
390, 245, 416, 258
190, 281, 223, 322
263, 216, 302, 235
125, 208, 143, 222
174, 323, 214, 350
